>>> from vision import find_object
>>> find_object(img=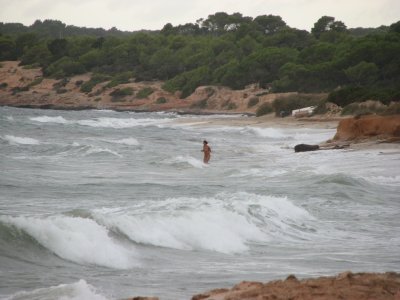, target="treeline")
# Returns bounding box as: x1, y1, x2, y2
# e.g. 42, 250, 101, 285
0, 19, 136, 38
1, 13, 399, 105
